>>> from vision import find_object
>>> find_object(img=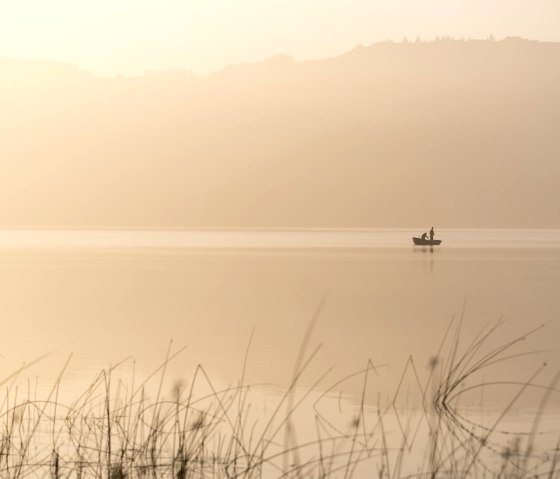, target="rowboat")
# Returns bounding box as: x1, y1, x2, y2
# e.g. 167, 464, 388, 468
412, 237, 442, 246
